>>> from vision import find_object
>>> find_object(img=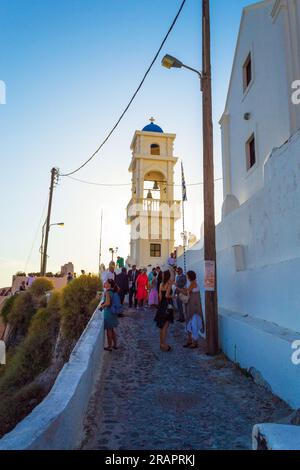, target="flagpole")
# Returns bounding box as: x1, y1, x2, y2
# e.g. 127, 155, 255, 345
181, 162, 187, 274
98, 210, 103, 278
182, 200, 187, 275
